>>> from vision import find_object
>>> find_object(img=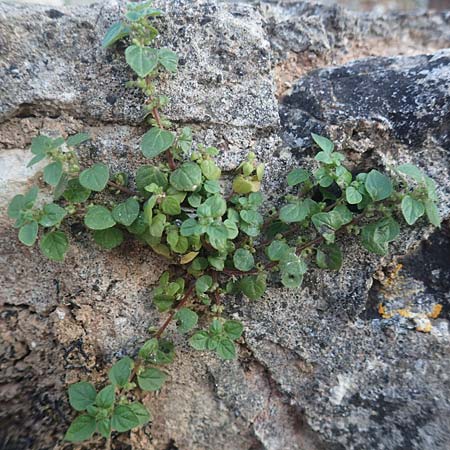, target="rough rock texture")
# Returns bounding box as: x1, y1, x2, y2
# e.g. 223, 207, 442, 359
1, 1, 450, 450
